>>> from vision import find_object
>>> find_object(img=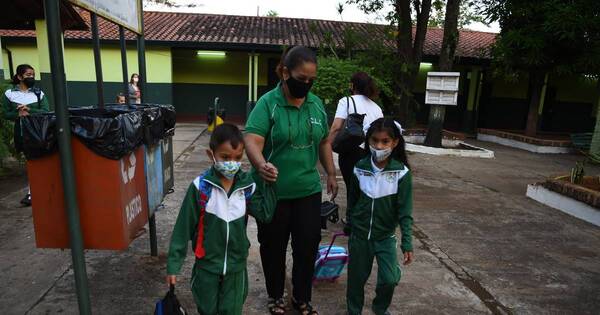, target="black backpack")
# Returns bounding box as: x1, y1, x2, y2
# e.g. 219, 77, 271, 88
332, 96, 365, 154
155, 285, 187, 315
